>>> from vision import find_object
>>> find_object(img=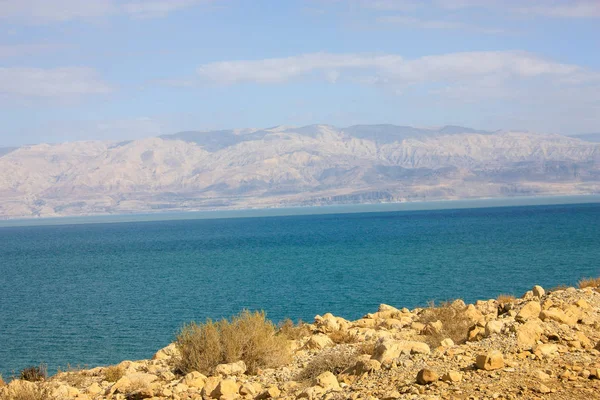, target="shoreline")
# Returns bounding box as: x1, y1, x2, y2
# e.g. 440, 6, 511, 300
1, 193, 599, 228
2, 280, 599, 399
